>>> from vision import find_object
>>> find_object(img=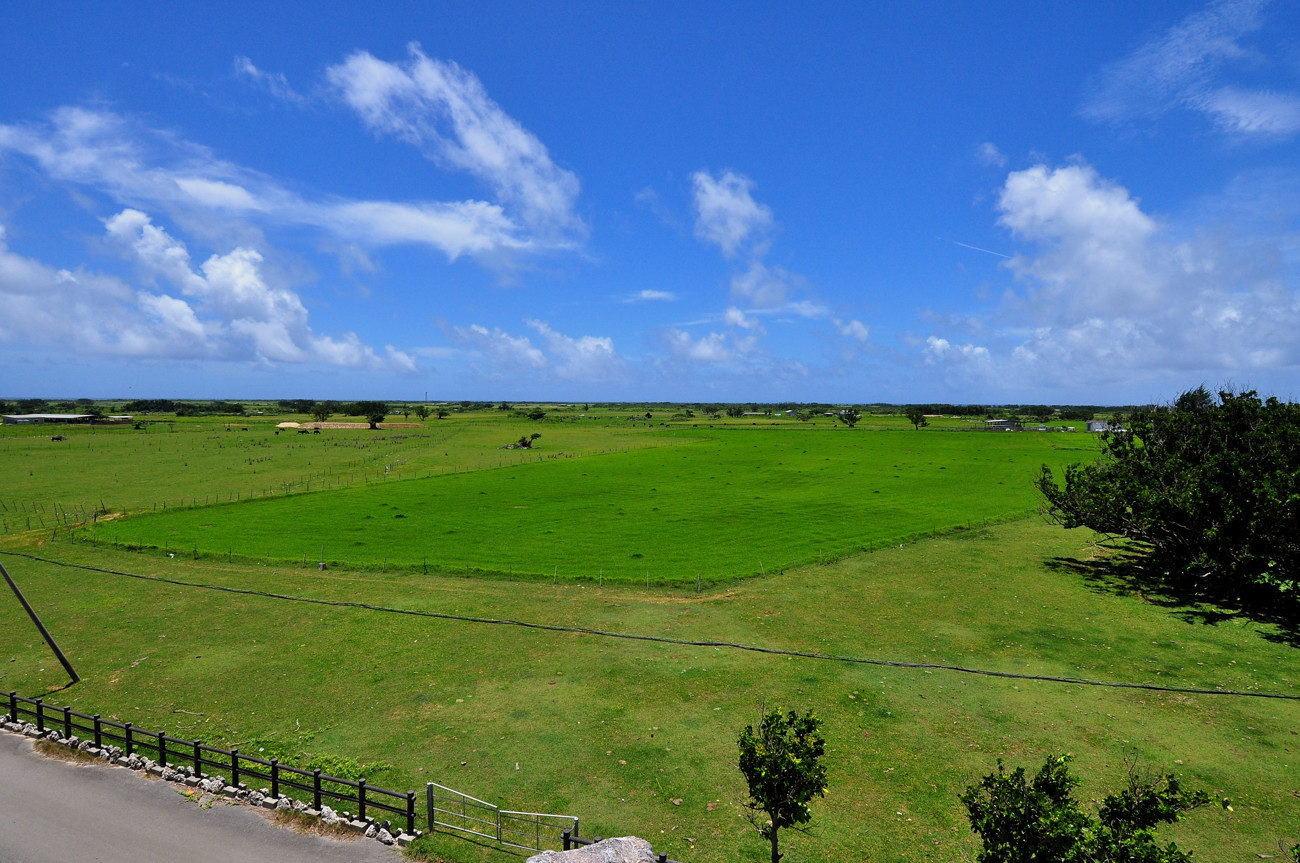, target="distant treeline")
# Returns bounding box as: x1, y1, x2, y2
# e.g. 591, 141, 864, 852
121, 399, 245, 416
